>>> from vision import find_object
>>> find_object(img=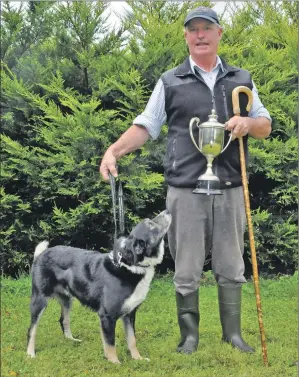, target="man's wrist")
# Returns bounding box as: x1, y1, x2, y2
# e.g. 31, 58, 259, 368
107, 145, 120, 160
247, 117, 257, 136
